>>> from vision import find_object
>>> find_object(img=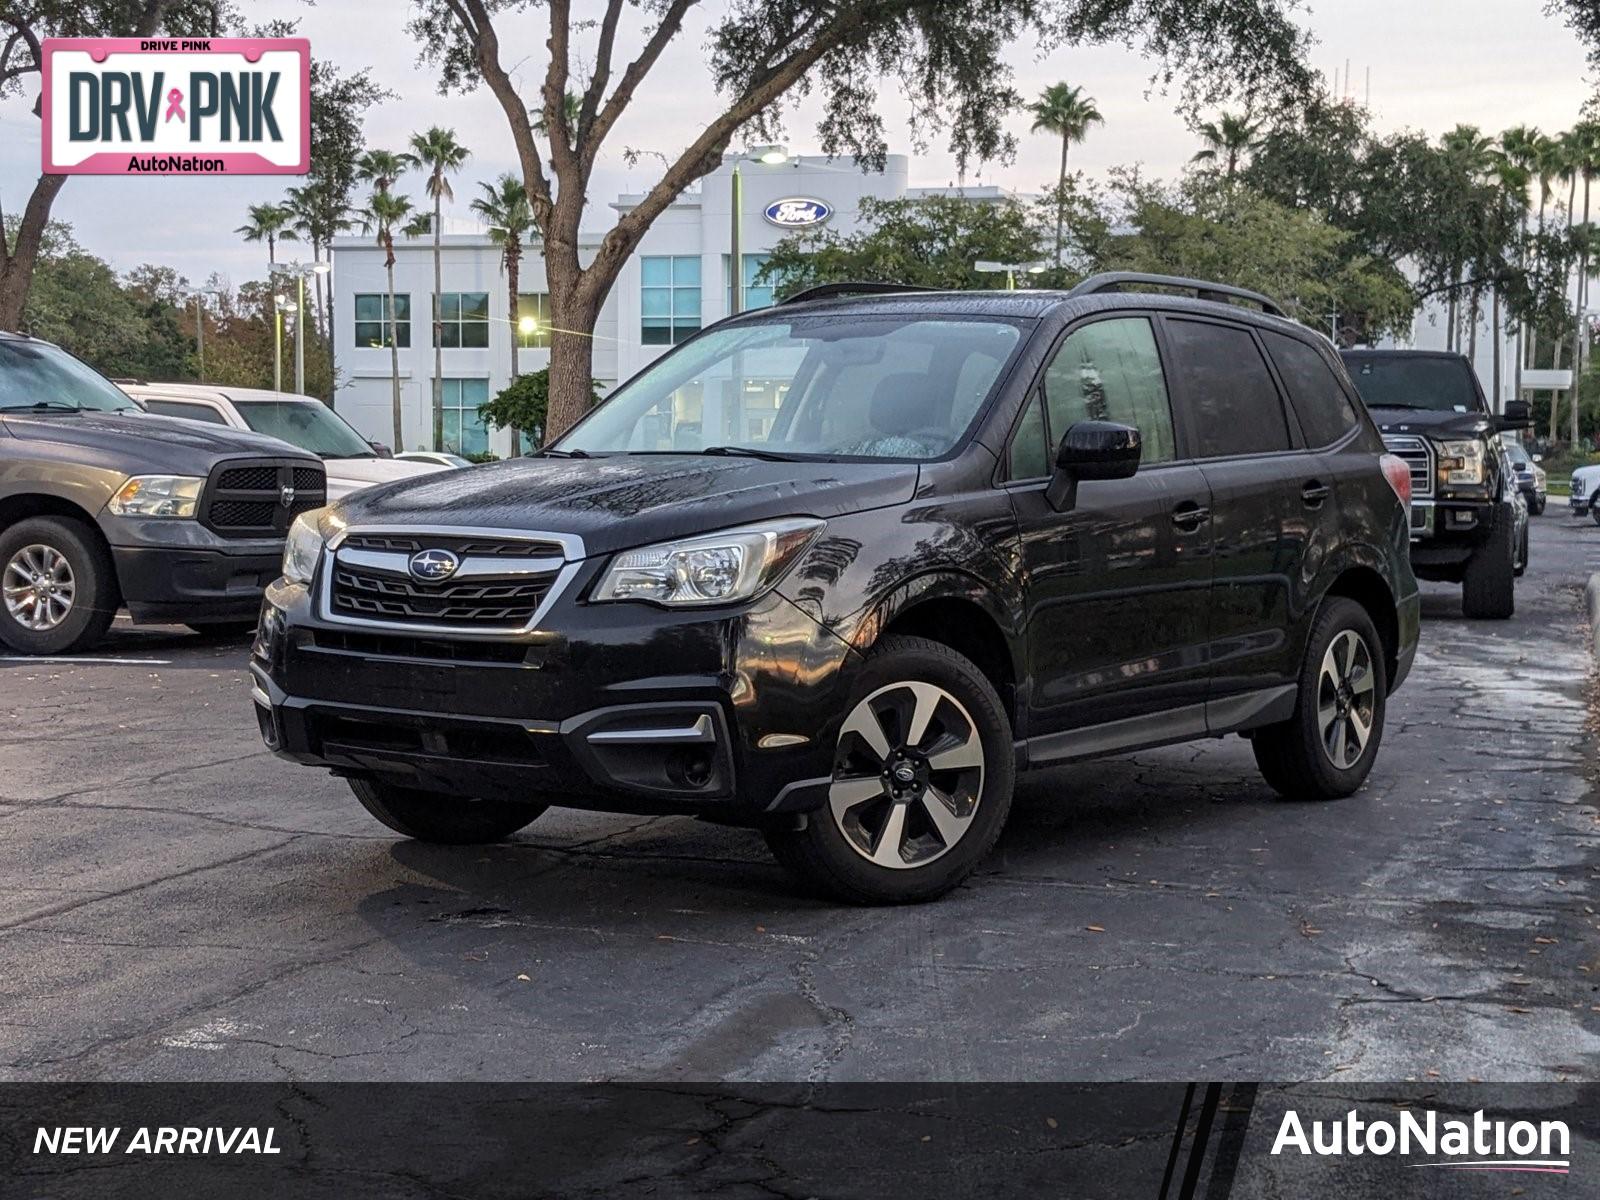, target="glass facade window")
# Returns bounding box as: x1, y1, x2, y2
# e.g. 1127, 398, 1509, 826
354, 293, 410, 348
725, 253, 775, 311
516, 292, 552, 349
438, 292, 490, 348
441, 377, 491, 457
641, 255, 701, 345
